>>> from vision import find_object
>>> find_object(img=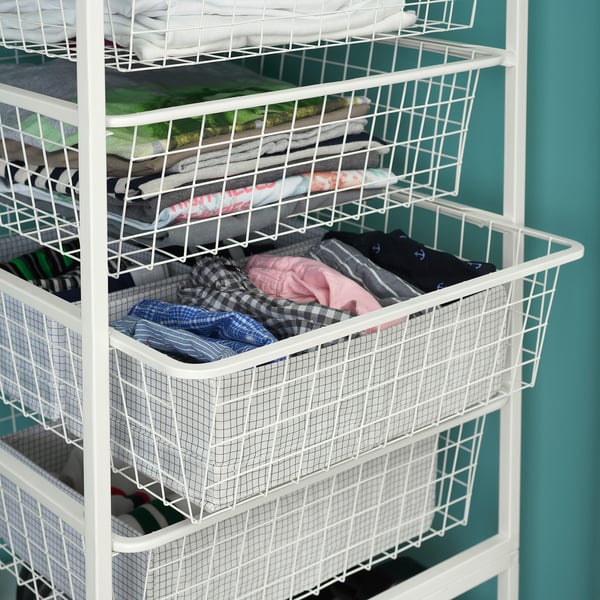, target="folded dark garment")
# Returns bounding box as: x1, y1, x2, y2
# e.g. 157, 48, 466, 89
324, 229, 496, 292
106, 130, 387, 200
